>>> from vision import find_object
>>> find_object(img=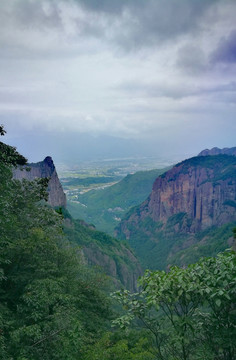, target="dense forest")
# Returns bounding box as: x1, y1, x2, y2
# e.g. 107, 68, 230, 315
0, 126, 235, 359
